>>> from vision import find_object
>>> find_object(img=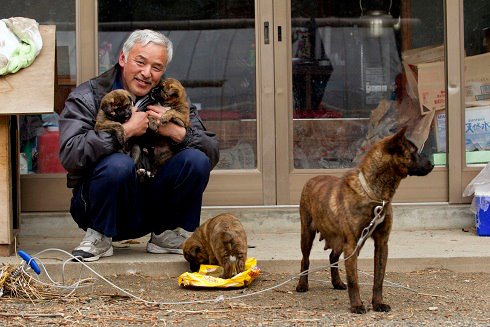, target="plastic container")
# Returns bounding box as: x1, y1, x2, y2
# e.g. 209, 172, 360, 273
37, 126, 65, 173
475, 195, 490, 236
